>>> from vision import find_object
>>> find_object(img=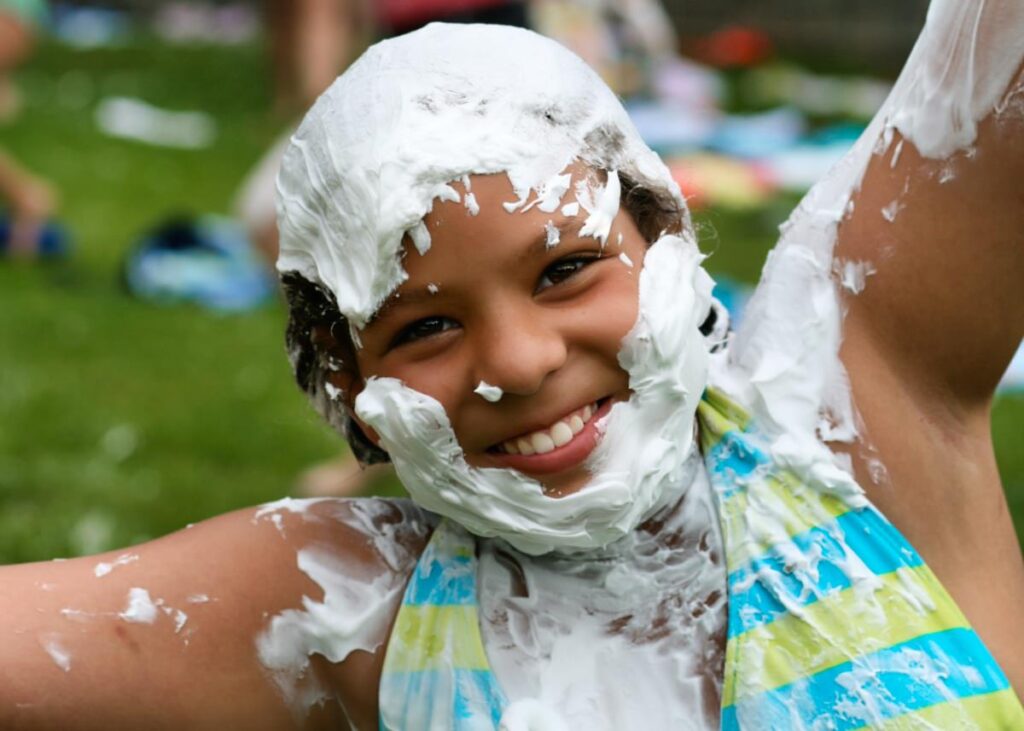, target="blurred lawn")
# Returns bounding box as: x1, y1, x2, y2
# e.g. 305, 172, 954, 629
0, 40, 1021, 563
